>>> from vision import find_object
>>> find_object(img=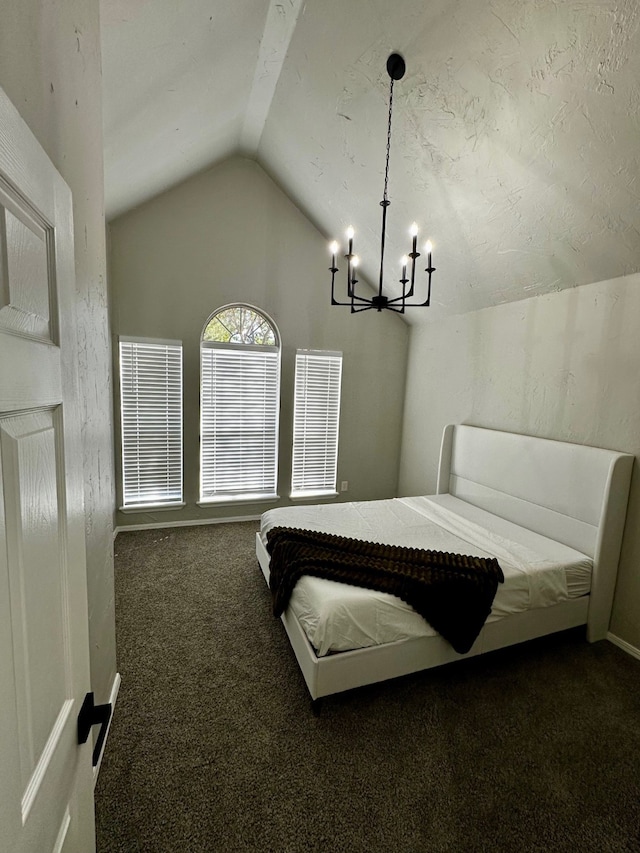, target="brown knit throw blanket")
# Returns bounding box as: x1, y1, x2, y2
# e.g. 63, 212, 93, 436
266, 527, 504, 655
